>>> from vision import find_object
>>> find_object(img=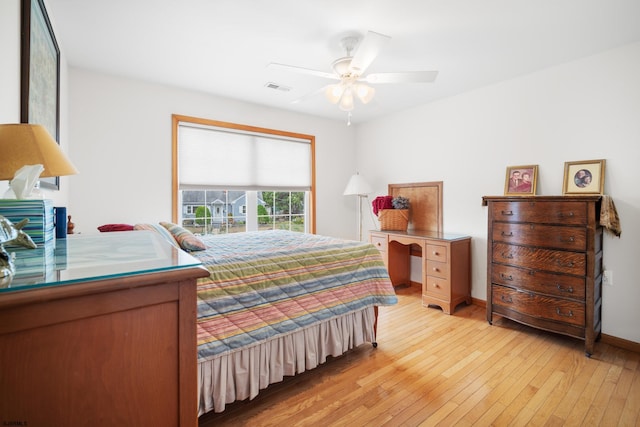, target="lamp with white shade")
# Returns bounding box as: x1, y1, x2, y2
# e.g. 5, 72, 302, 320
343, 172, 373, 241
